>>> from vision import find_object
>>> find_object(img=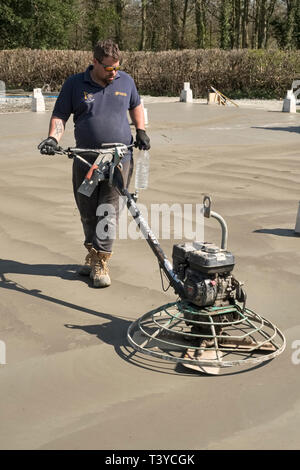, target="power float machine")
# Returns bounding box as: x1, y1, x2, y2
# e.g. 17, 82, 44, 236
54, 143, 285, 374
